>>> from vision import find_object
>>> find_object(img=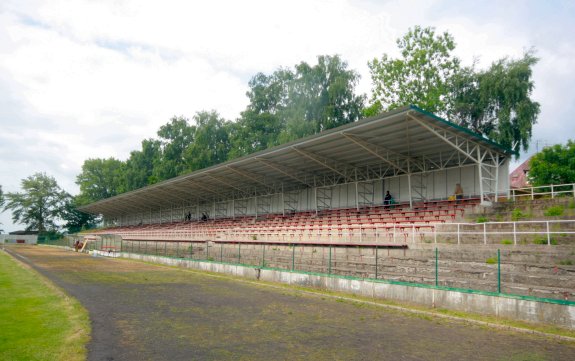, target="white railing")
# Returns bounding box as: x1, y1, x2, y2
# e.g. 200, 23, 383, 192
105, 219, 575, 246
510, 183, 575, 201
